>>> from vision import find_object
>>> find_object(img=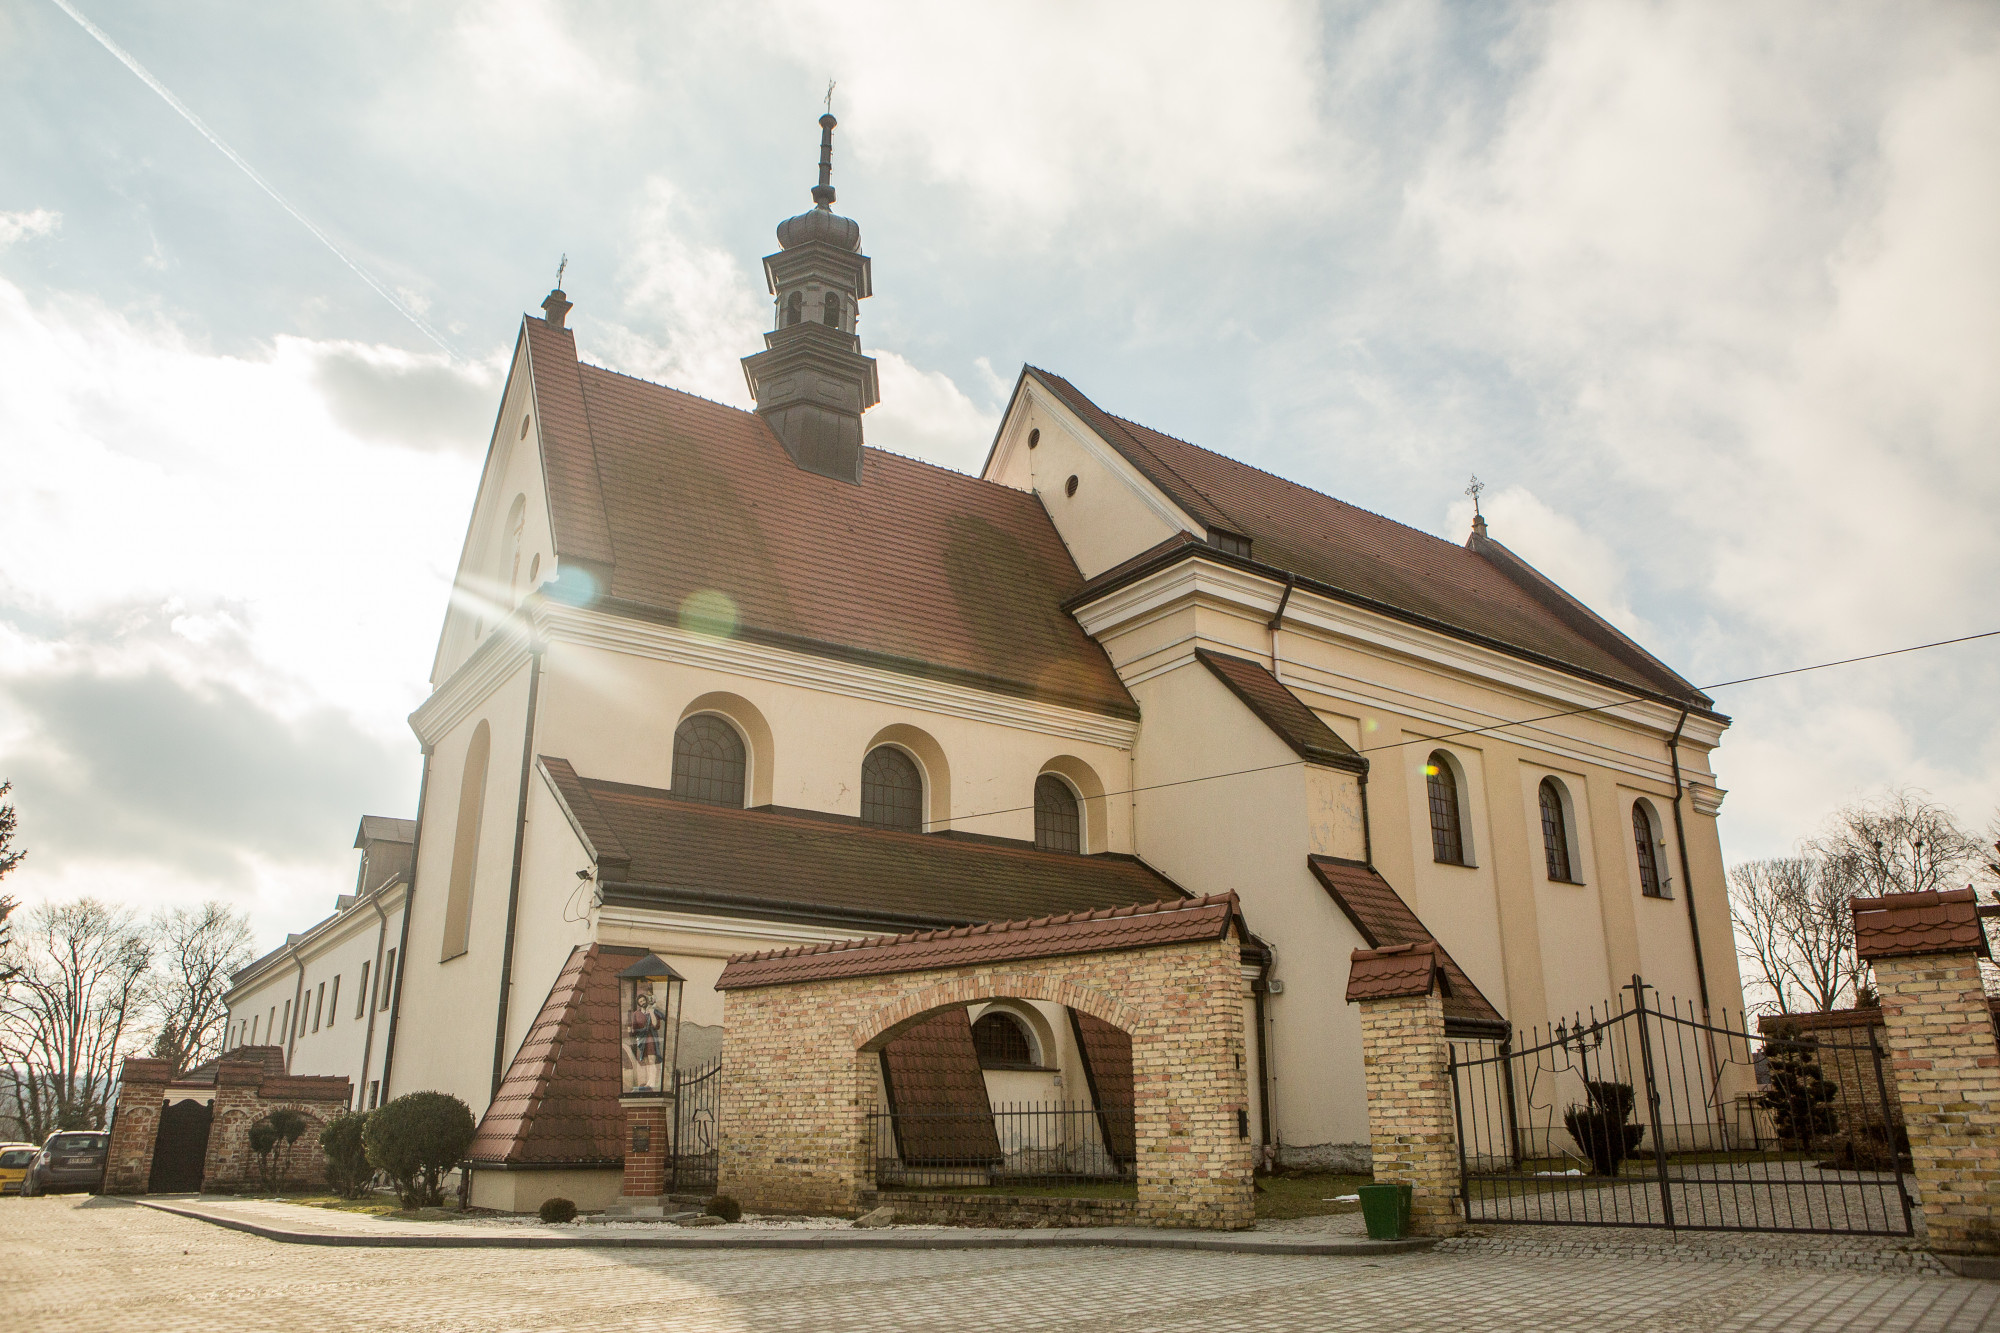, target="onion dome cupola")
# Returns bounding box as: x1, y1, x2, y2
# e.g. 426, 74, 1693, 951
741, 114, 880, 484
